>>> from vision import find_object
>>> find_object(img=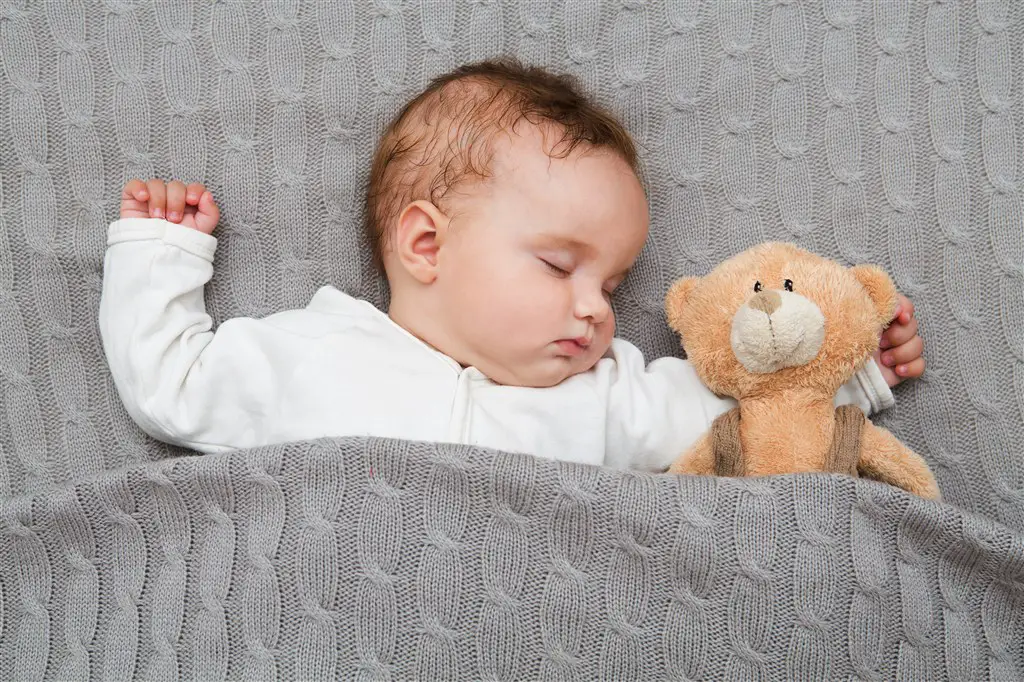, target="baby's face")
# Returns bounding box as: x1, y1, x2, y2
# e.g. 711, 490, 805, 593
435, 125, 649, 387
